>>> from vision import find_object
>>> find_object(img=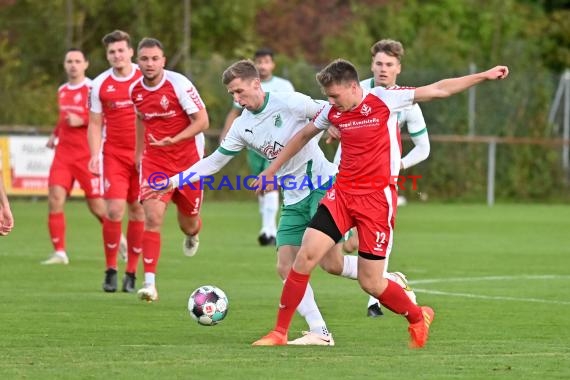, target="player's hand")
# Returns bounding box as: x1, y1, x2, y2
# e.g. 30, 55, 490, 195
484, 66, 509, 80
66, 112, 85, 127
0, 205, 14, 236
250, 170, 277, 195
46, 134, 56, 149
326, 126, 341, 144
88, 156, 101, 176
149, 133, 175, 147
140, 178, 173, 198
